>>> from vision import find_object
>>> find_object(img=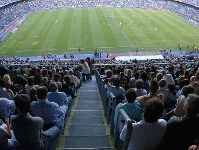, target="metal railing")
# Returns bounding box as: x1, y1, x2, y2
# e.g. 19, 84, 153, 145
95, 70, 132, 150
114, 109, 133, 150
